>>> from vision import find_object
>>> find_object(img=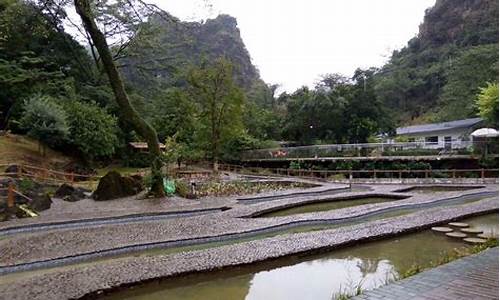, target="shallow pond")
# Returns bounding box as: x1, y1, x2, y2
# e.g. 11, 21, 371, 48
237, 185, 371, 204
258, 196, 407, 218
396, 185, 483, 194
102, 213, 498, 300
